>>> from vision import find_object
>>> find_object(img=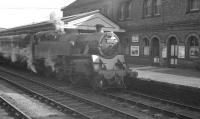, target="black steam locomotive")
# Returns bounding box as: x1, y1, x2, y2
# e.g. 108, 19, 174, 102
0, 20, 137, 89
